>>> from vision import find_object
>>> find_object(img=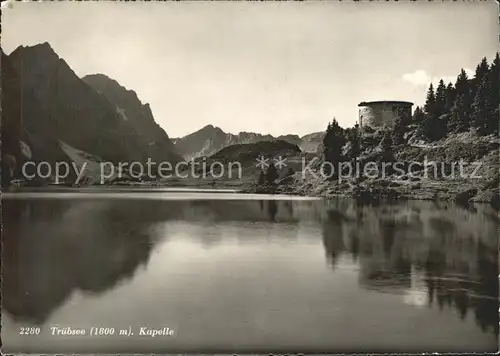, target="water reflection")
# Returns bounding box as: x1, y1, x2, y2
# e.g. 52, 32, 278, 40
321, 200, 499, 335
1, 197, 300, 324
2, 195, 498, 342
267, 200, 278, 221
2, 198, 161, 324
